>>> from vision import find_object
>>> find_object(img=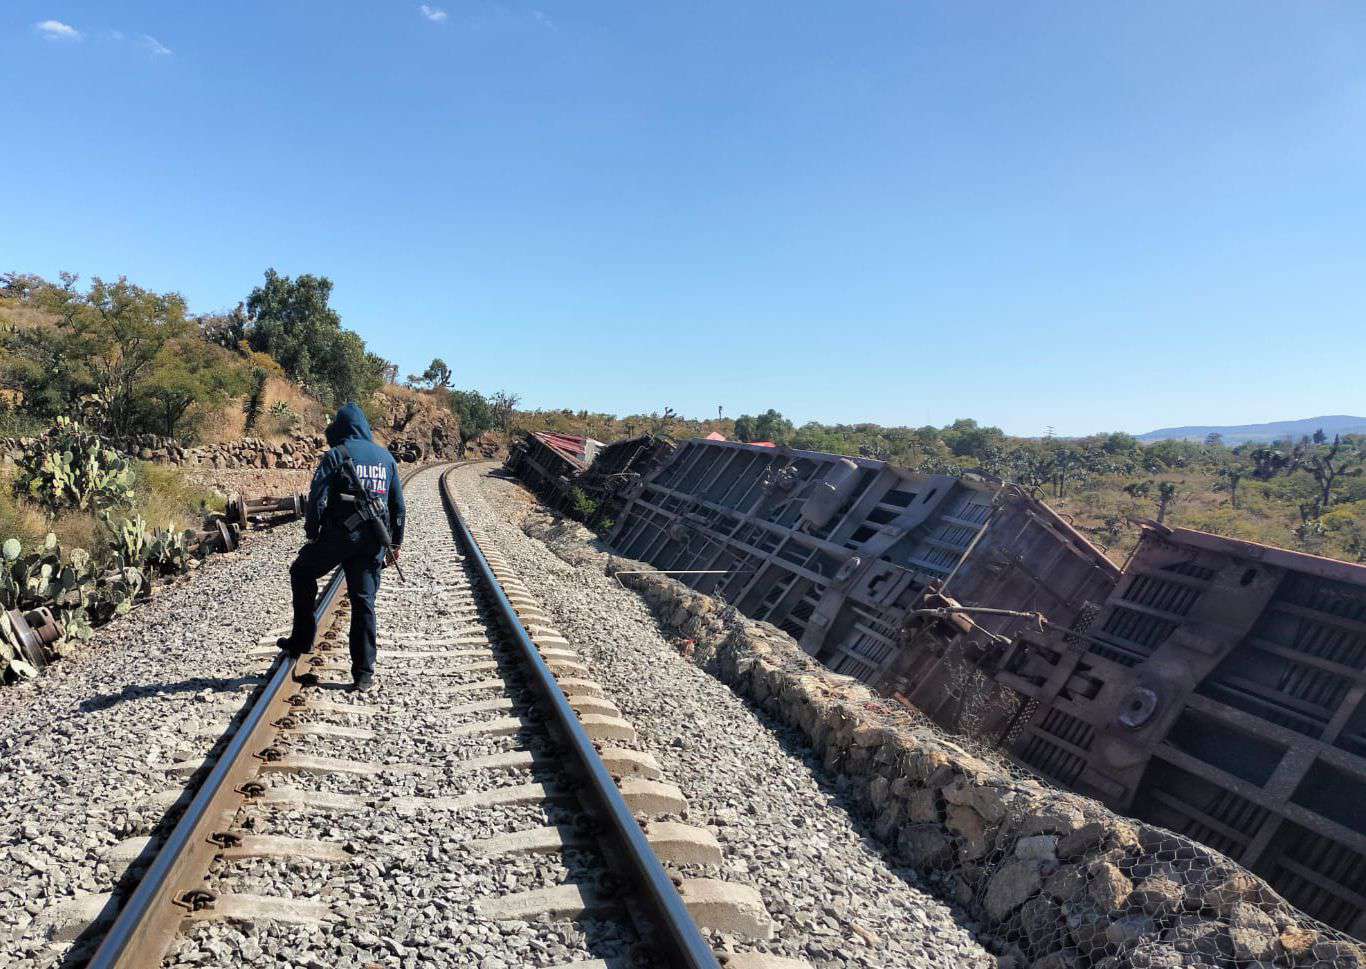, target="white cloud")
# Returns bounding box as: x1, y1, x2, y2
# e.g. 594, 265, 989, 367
34, 20, 81, 41
141, 34, 173, 56
419, 4, 448, 22
532, 10, 555, 30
